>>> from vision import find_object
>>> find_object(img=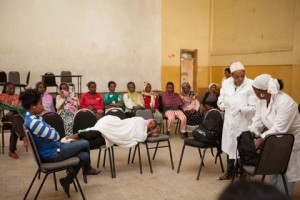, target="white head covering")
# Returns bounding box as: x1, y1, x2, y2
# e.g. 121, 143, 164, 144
253, 74, 280, 95
230, 61, 245, 73
208, 83, 217, 90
